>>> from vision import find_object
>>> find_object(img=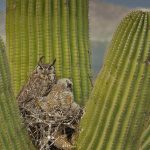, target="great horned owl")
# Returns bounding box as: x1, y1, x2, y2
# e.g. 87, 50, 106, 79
17, 56, 56, 105
36, 78, 76, 111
